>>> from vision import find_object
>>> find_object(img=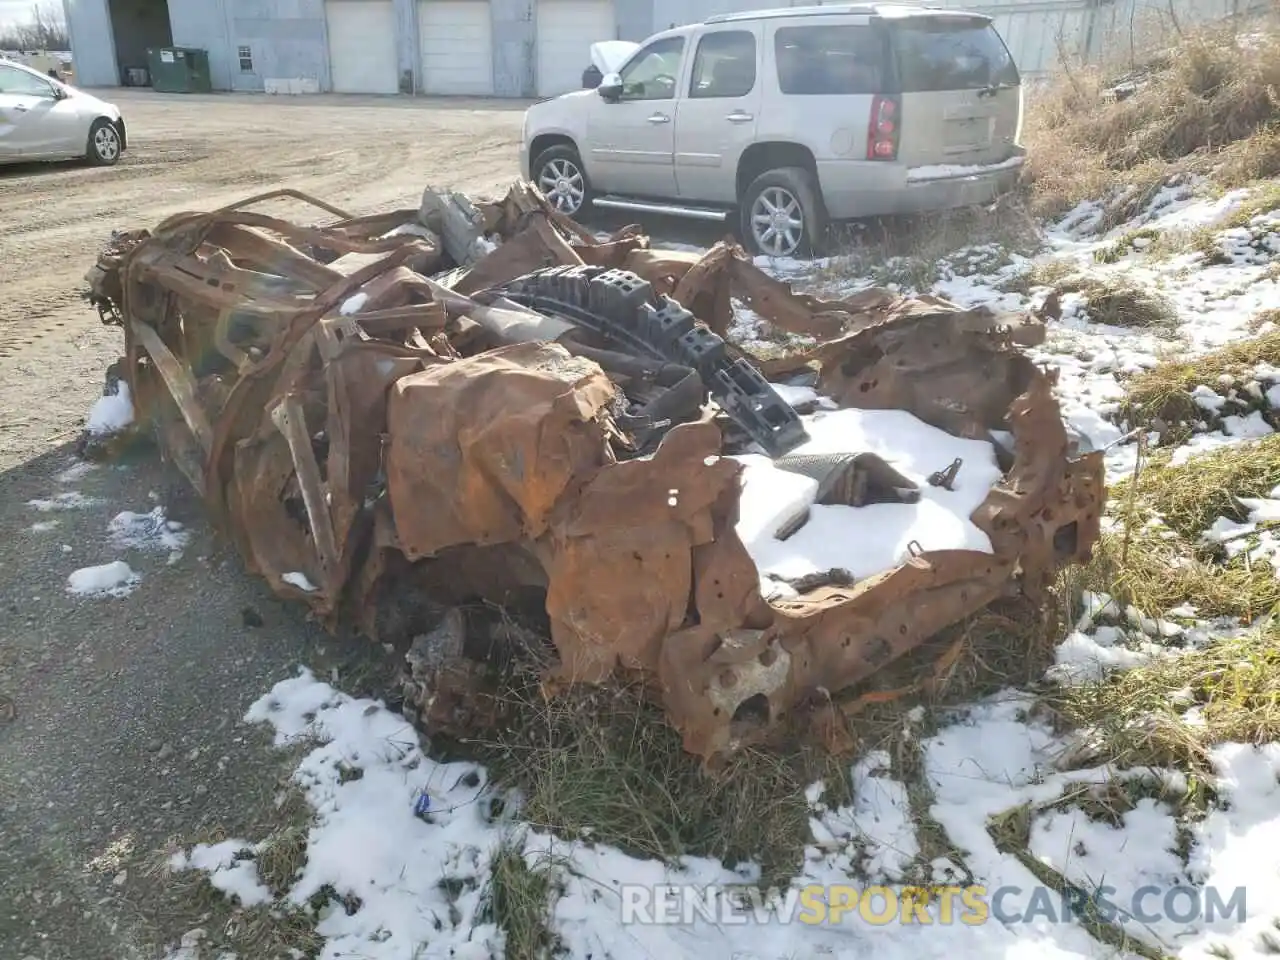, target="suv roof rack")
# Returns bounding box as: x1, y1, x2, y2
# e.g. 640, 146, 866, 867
703, 3, 981, 24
